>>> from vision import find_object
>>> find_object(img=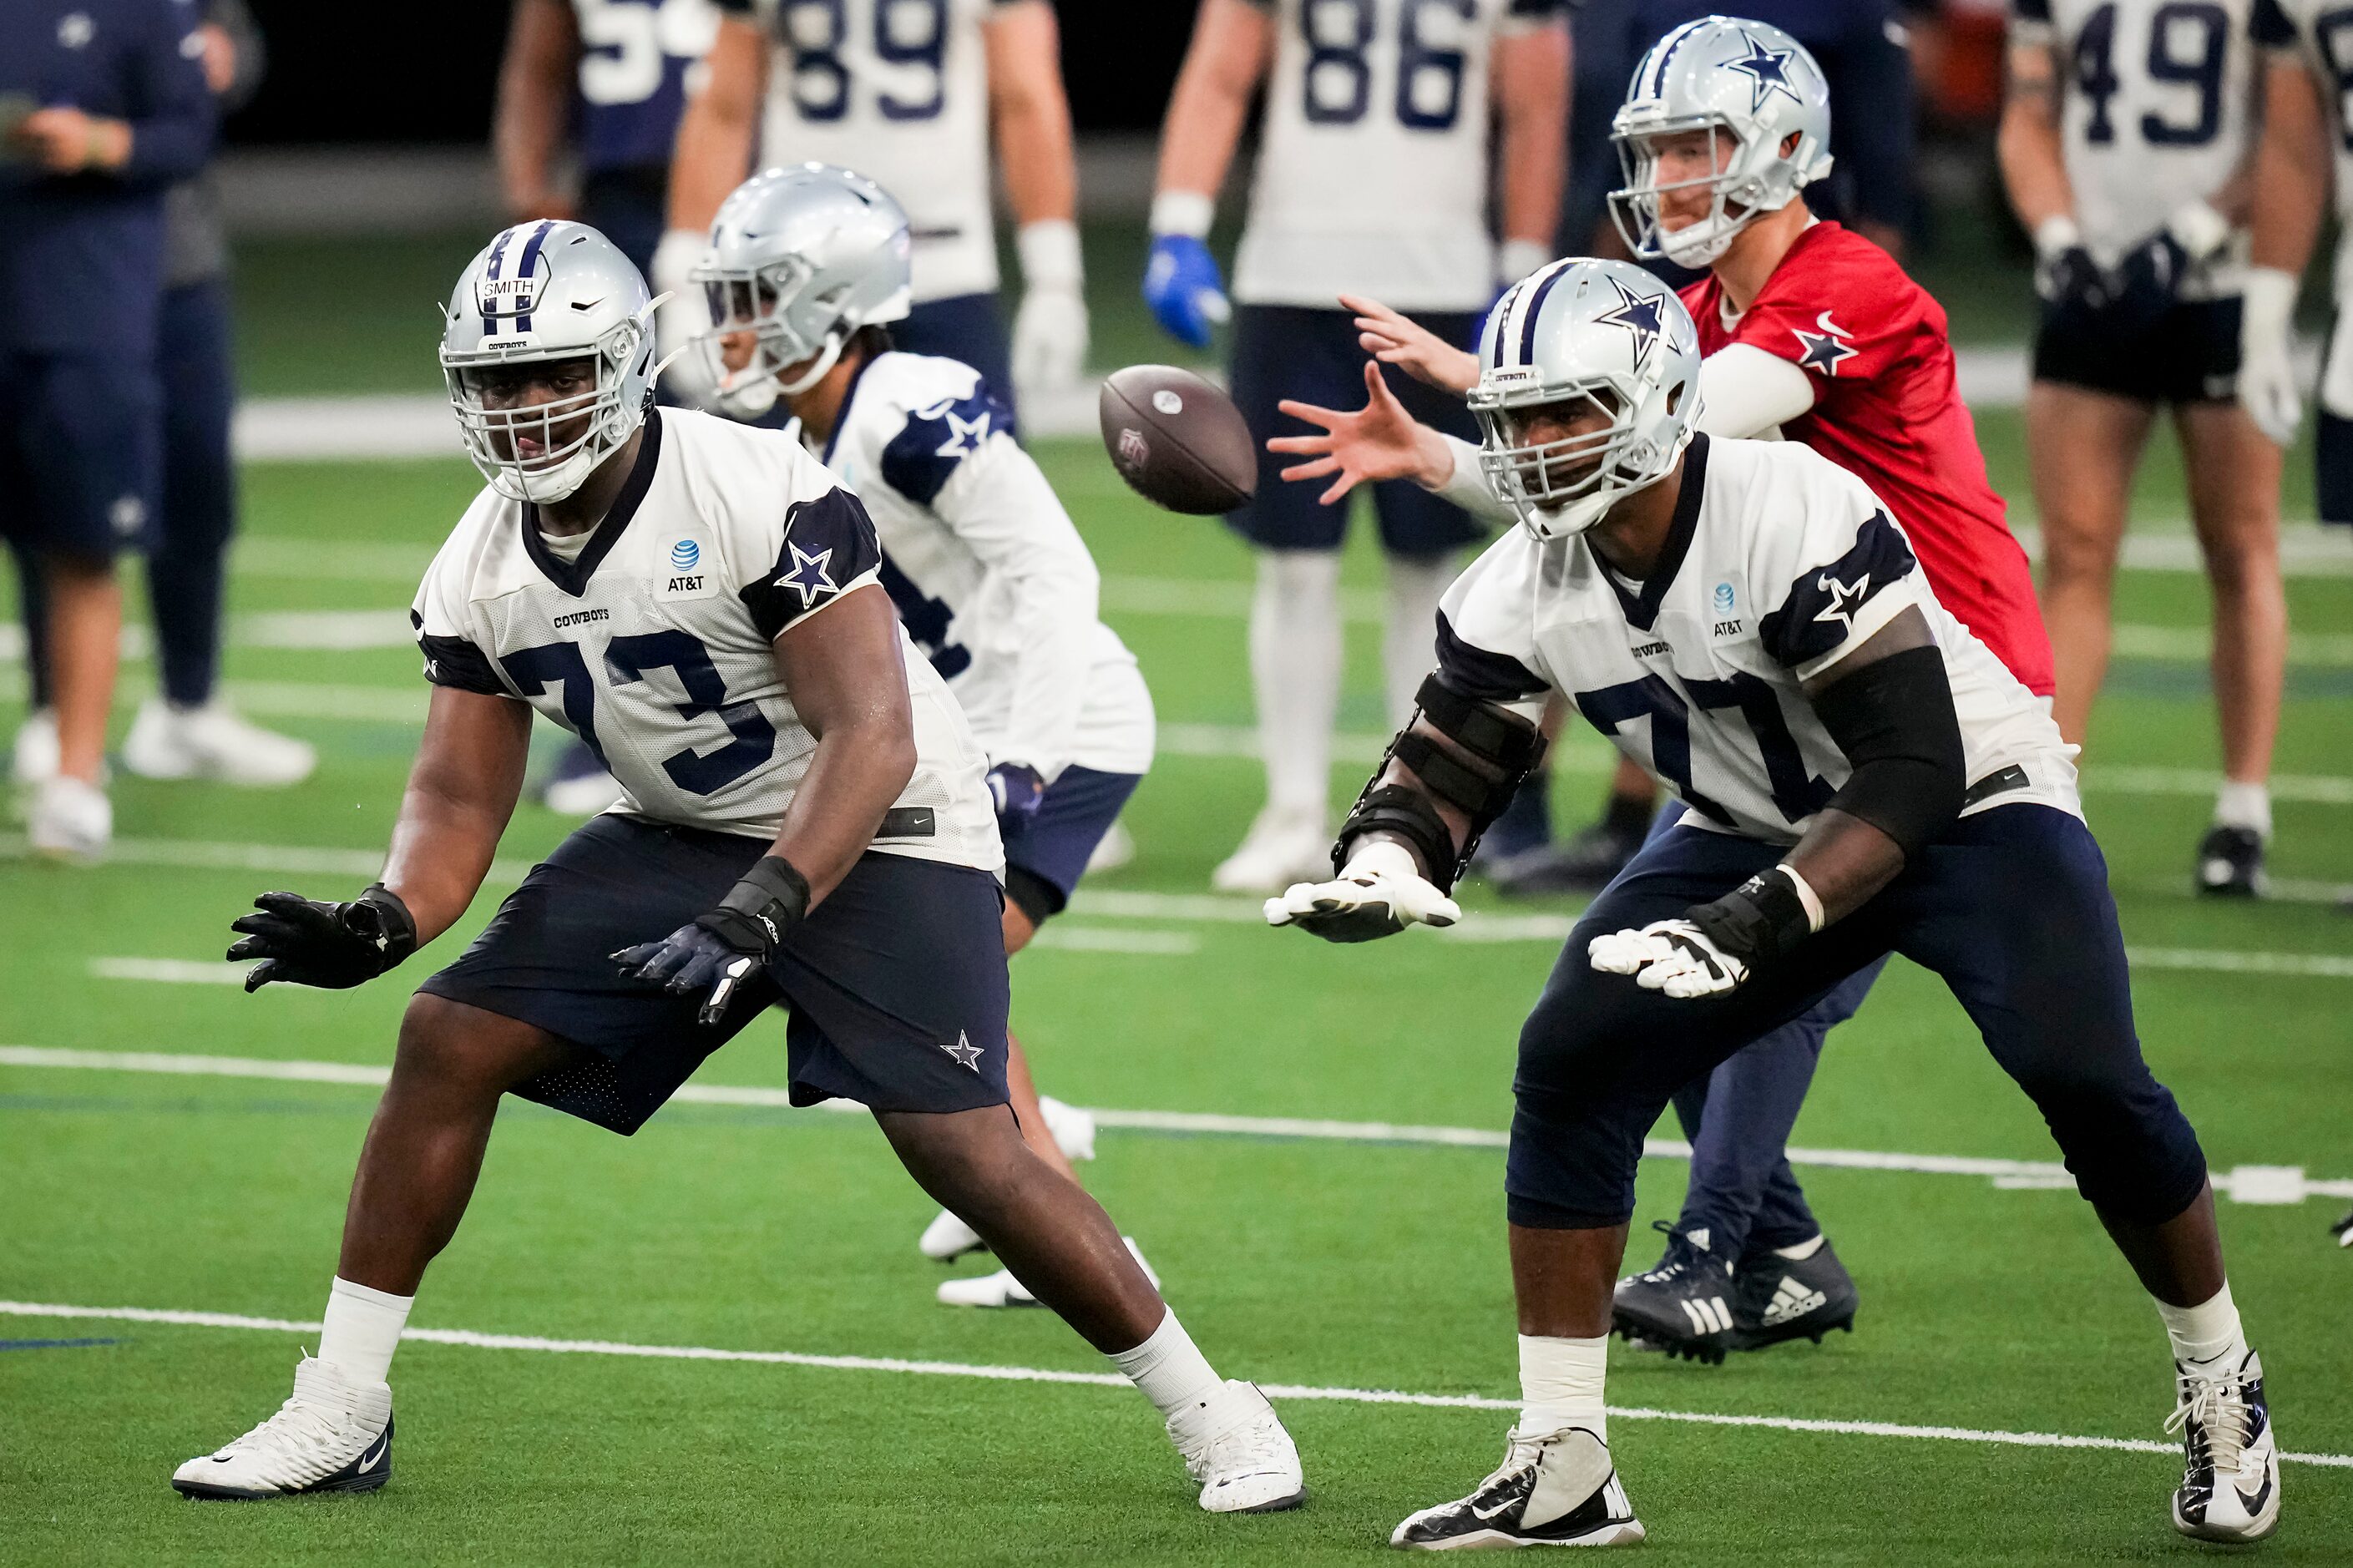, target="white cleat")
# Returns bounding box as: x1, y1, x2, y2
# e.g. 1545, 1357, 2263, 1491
918, 1099, 1098, 1262
171, 1357, 394, 1500
1391, 1424, 1644, 1550
1085, 821, 1136, 874
919, 1209, 987, 1262
10, 708, 59, 785
938, 1237, 1158, 1309
28, 775, 111, 862
543, 767, 628, 816
2168, 1348, 2280, 1543
123, 699, 316, 787
1212, 808, 1332, 894
1168, 1379, 1305, 1514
